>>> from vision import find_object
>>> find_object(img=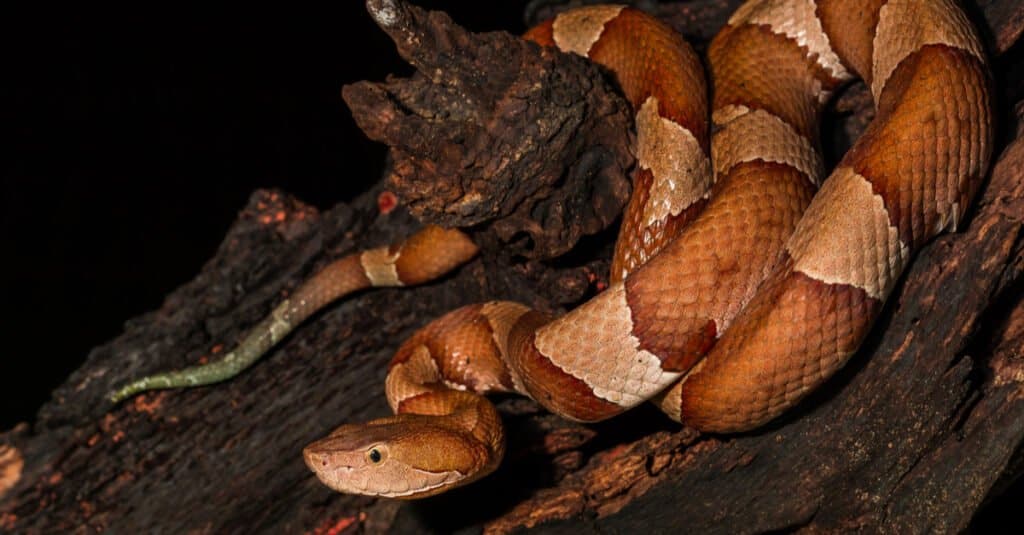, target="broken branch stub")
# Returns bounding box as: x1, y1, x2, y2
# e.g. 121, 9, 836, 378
346, 0, 634, 259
